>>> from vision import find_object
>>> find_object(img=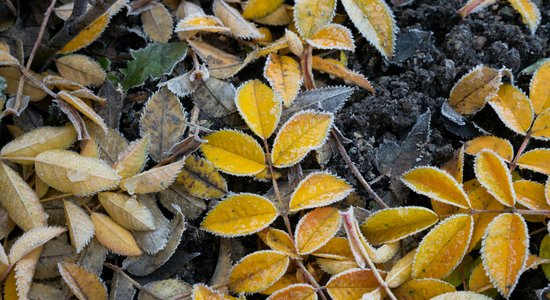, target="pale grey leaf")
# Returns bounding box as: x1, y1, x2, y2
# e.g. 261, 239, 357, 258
110, 271, 137, 300
281, 86, 354, 122
97, 80, 124, 129
159, 182, 206, 220
138, 279, 192, 300
132, 195, 170, 255
192, 77, 236, 118
76, 239, 108, 276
